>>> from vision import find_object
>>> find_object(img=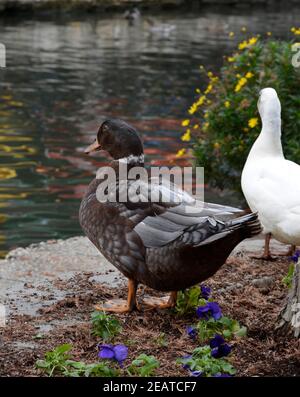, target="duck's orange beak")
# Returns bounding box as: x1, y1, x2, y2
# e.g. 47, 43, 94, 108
84, 140, 101, 154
